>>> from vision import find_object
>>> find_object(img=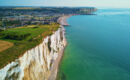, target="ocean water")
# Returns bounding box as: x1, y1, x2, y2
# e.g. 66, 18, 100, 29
58, 9, 130, 80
